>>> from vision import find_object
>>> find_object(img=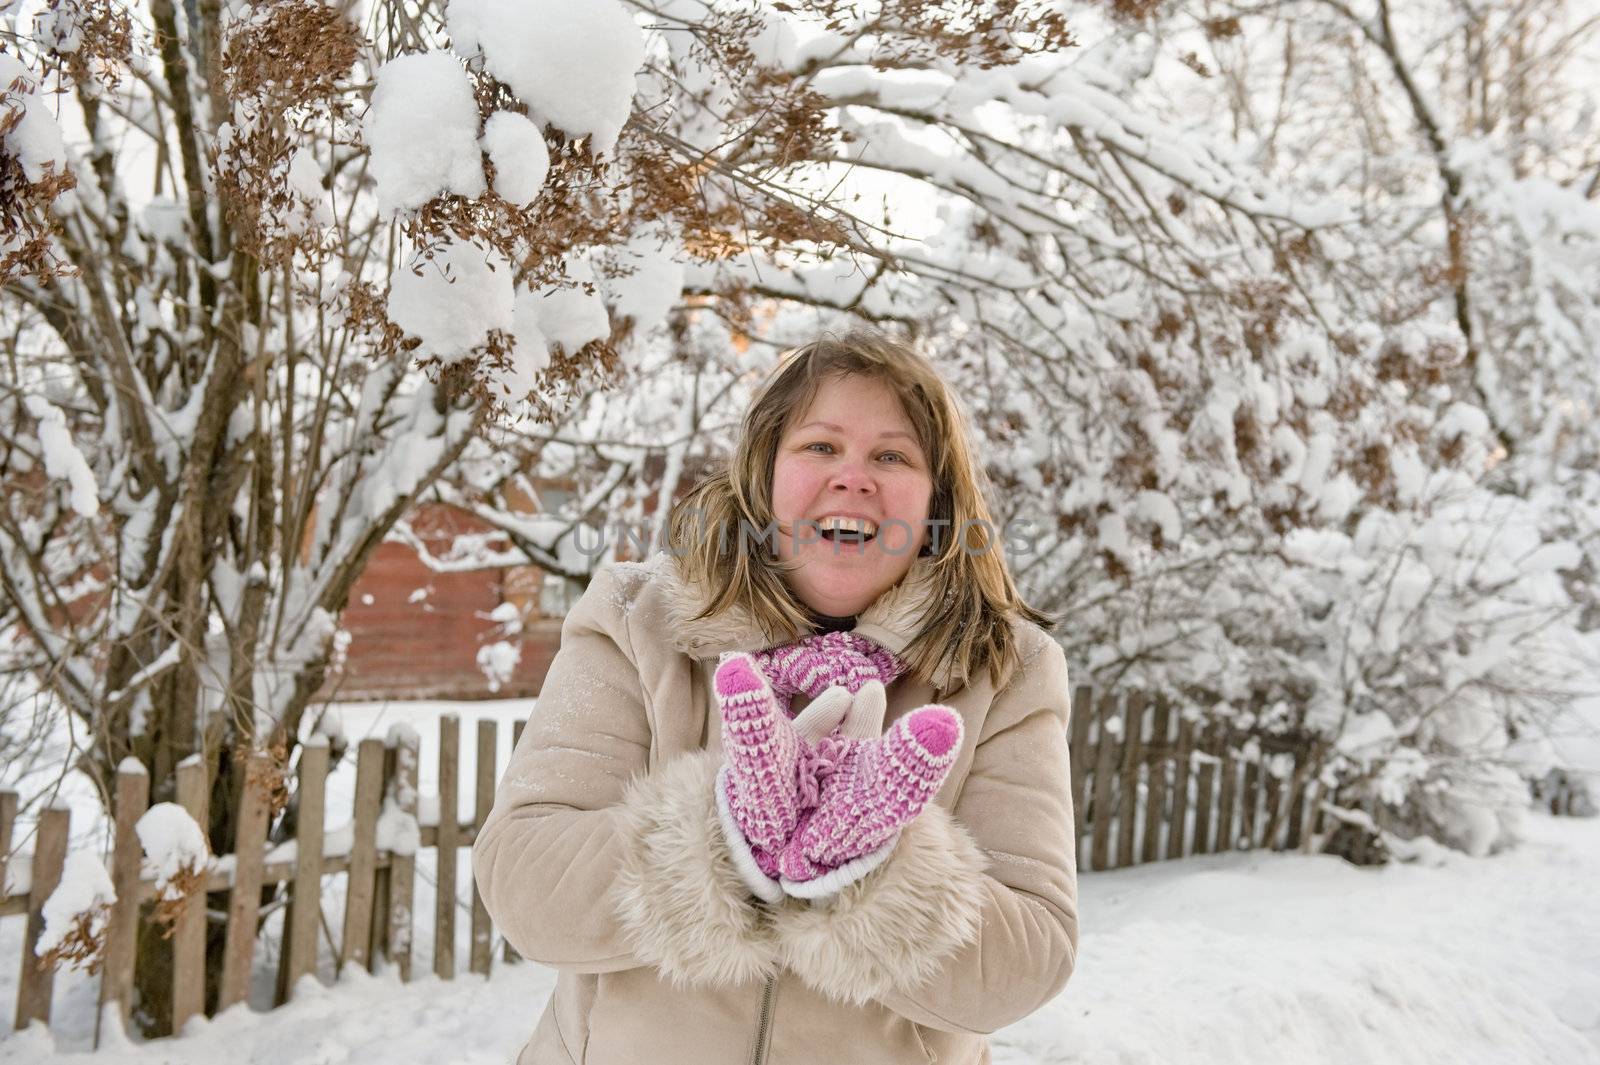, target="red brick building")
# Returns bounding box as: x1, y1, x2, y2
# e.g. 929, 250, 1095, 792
326, 448, 705, 701
323, 503, 573, 701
